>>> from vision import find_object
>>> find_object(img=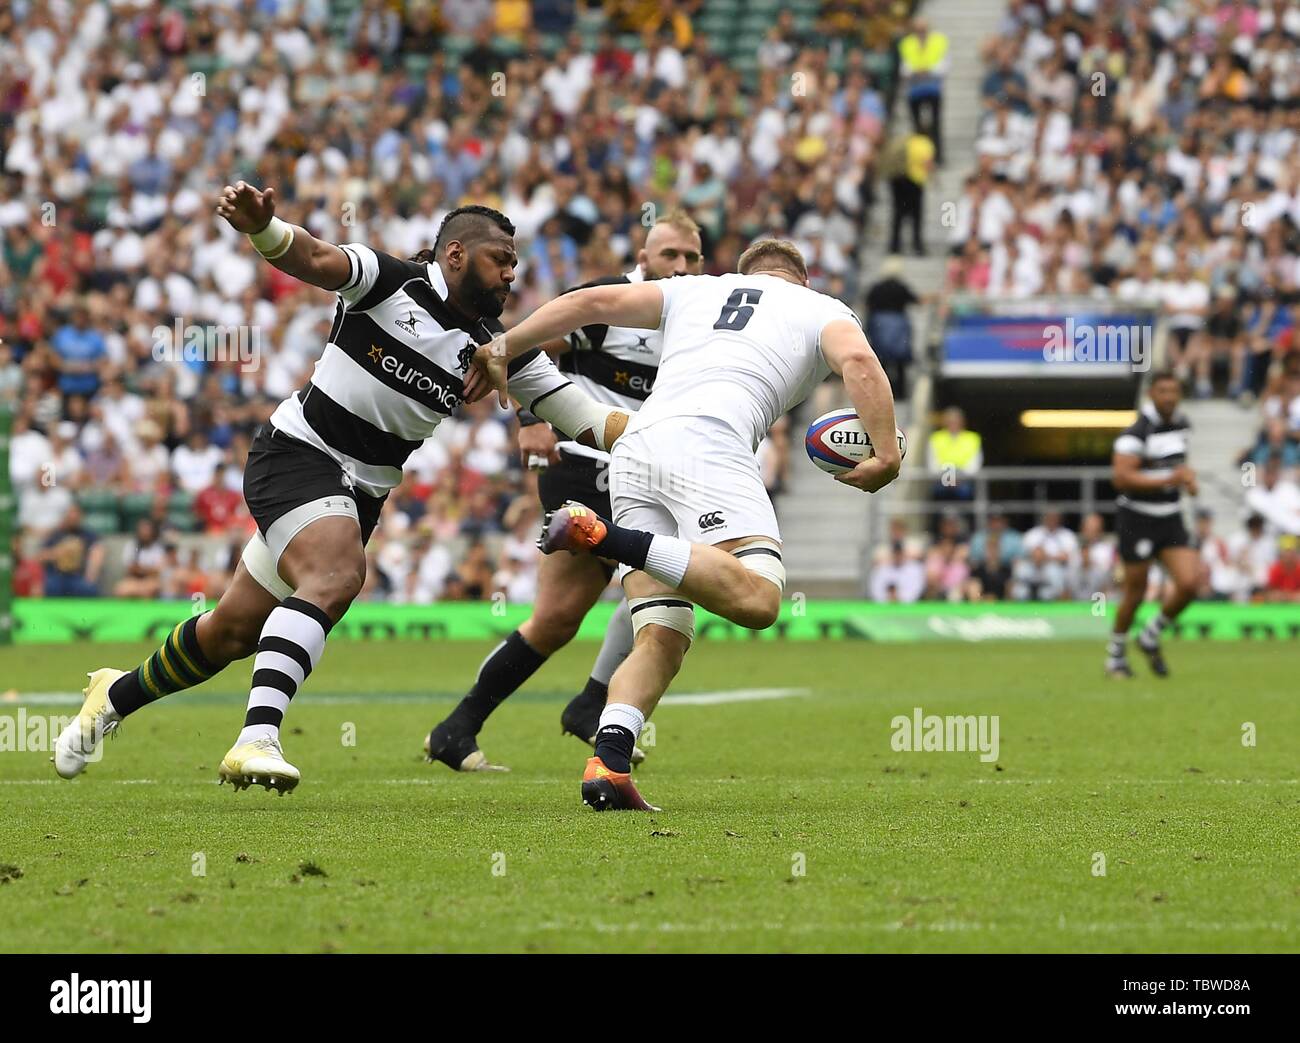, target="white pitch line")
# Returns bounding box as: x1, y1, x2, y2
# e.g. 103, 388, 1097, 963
0, 779, 157, 785
660, 687, 809, 706
4, 687, 812, 707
